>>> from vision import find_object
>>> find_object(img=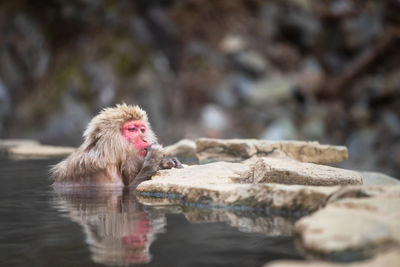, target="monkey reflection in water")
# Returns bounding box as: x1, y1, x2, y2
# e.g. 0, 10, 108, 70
53, 188, 166, 265
51, 103, 182, 187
